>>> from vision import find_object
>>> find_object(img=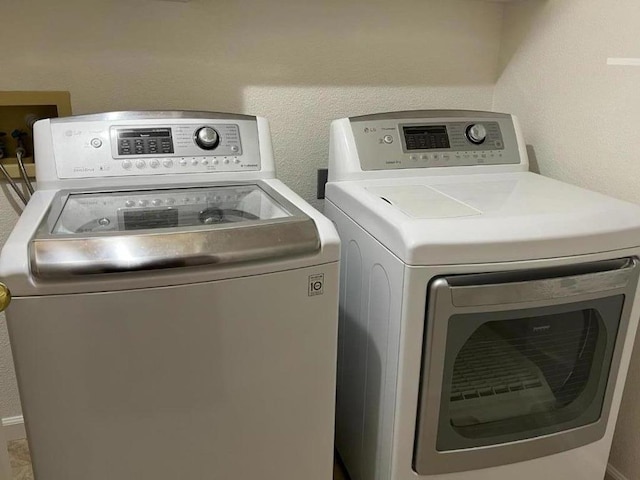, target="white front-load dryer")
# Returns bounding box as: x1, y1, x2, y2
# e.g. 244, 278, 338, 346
0, 111, 340, 480
325, 110, 640, 480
